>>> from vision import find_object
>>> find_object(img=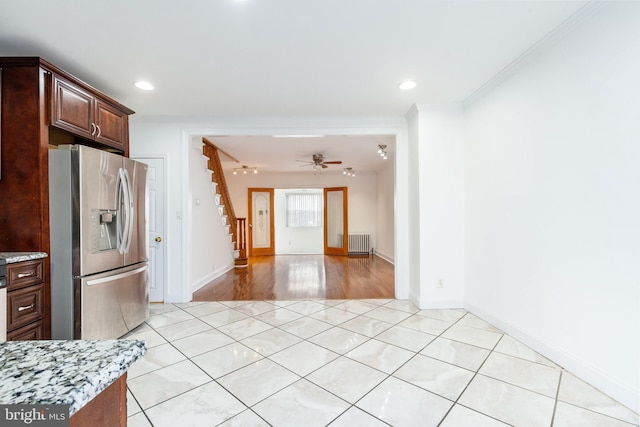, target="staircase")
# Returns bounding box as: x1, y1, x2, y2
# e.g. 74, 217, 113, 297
202, 138, 248, 267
